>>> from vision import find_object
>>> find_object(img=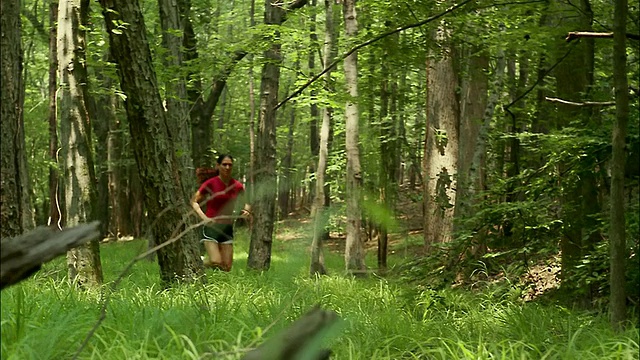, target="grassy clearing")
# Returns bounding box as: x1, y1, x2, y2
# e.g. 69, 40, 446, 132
1, 226, 637, 359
